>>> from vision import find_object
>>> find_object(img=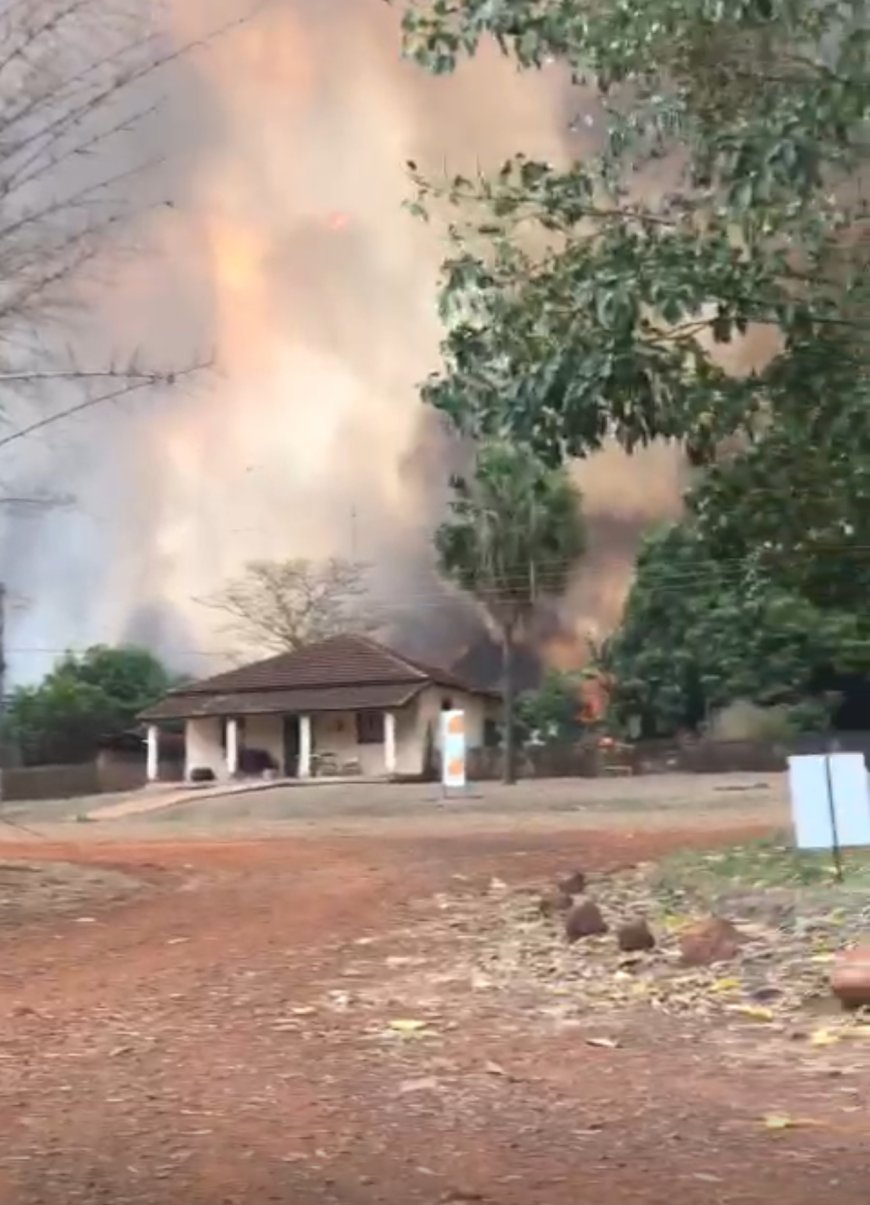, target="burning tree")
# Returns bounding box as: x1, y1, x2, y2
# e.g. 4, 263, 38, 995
435, 440, 586, 783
